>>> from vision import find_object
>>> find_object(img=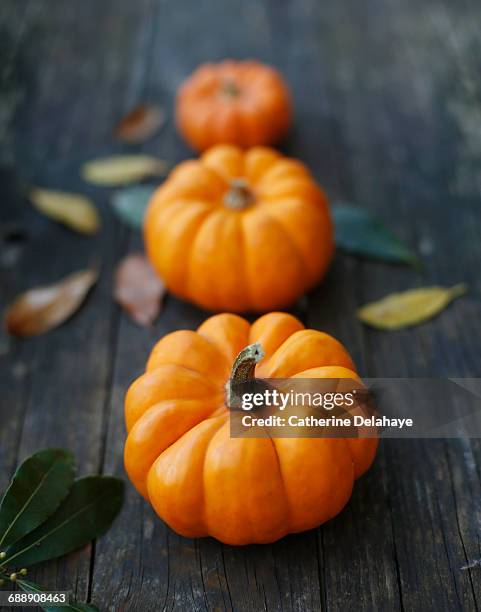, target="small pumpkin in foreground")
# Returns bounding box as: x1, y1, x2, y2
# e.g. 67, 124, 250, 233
124, 312, 378, 545
144, 145, 333, 312
176, 60, 292, 151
